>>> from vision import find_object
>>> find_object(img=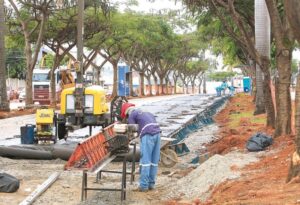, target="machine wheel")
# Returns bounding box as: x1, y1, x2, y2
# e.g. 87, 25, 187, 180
160, 149, 178, 168
57, 122, 67, 140
110, 96, 128, 122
